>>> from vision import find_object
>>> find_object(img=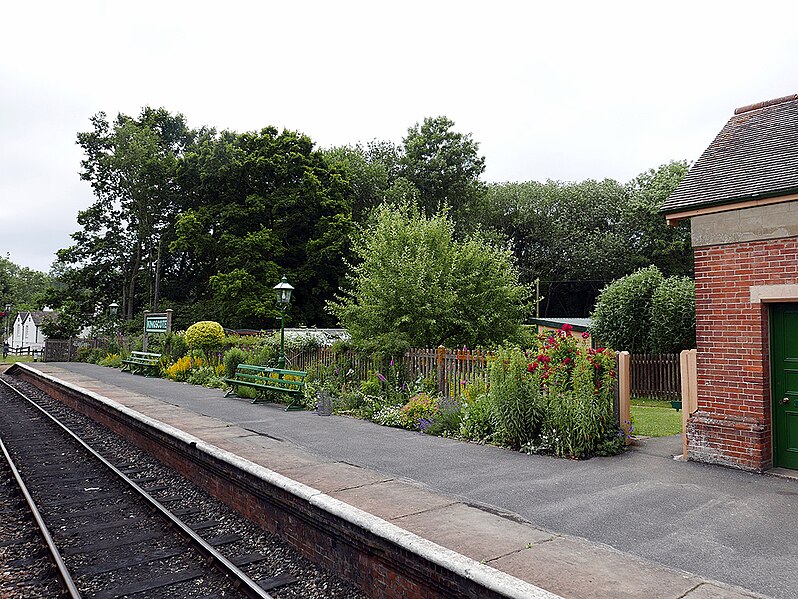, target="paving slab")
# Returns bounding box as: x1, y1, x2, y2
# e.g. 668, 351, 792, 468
331, 479, 459, 521
488, 536, 700, 599
278, 461, 394, 494
393, 502, 554, 563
